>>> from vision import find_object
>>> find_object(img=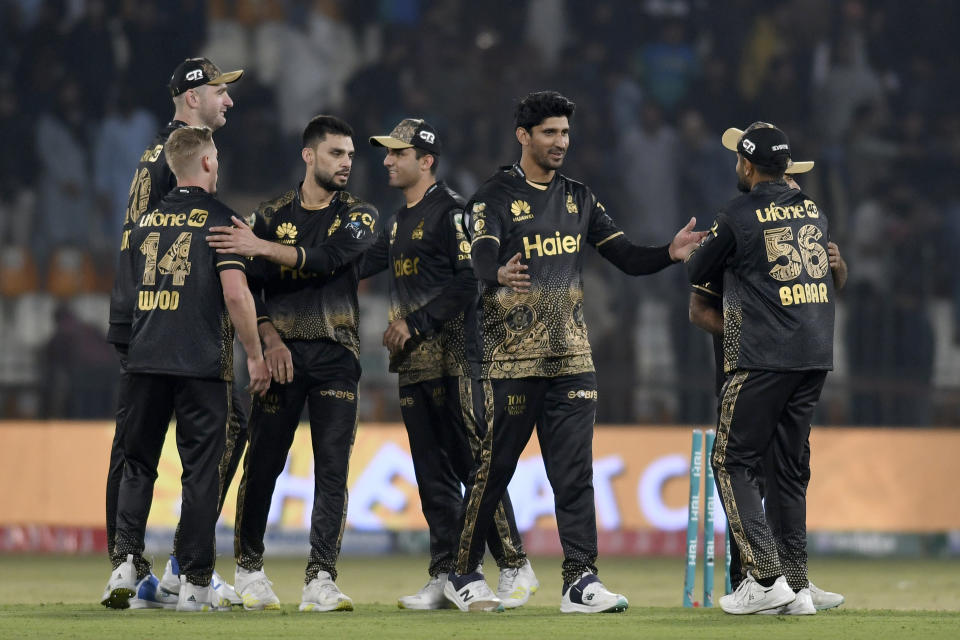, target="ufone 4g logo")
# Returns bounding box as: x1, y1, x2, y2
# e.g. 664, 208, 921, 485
567, 389, 598, 400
